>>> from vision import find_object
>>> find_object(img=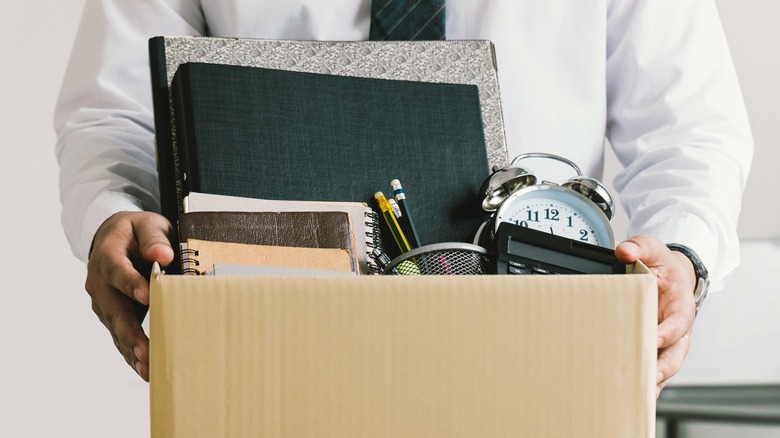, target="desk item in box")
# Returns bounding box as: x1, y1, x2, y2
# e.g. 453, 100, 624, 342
178, 210, 359, 274
184, 193, 381, 274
